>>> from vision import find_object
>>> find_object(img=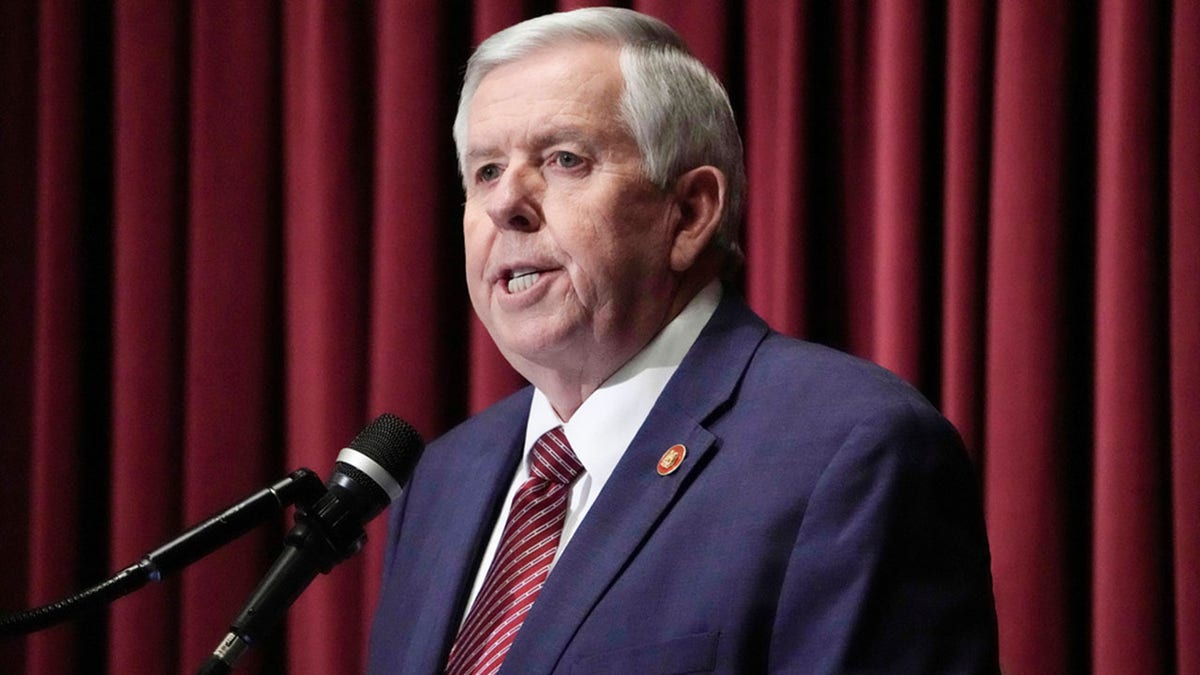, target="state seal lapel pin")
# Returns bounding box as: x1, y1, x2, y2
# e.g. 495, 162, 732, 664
656, 444, 686, 476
